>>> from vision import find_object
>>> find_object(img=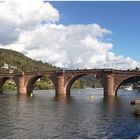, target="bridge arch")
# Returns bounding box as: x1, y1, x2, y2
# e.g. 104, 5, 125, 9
26, 75, 55, 94
115, 75, 140, 95
0, 77, 18, 93
65, 74, 102, 95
